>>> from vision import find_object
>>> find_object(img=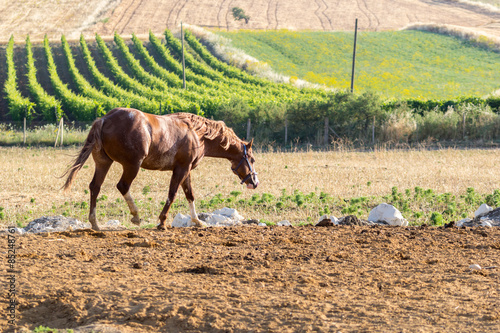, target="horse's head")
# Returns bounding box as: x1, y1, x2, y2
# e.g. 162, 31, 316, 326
231, 139, 259, 189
